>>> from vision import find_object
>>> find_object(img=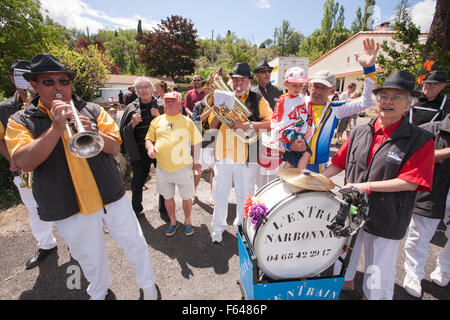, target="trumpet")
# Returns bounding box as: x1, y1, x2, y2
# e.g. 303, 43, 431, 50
203, 68, 259, 144
56, 94, 104, 158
